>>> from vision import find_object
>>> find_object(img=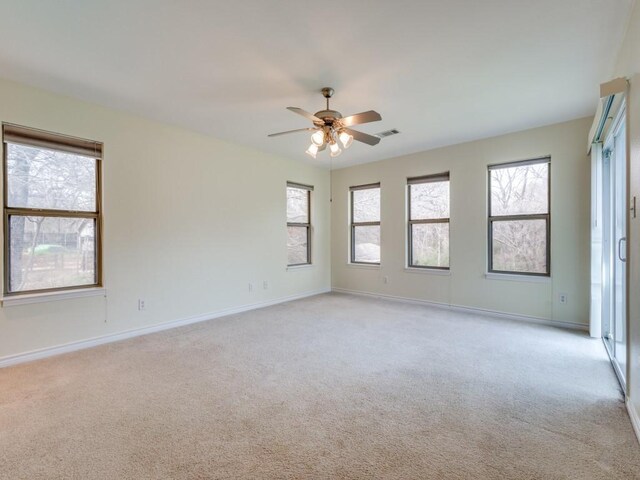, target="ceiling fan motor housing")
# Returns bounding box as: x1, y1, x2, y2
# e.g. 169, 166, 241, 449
313, 110, 343, 128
